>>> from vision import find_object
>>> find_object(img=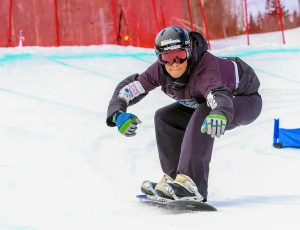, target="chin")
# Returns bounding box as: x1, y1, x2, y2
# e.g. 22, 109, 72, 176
171, 73, 183, 78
